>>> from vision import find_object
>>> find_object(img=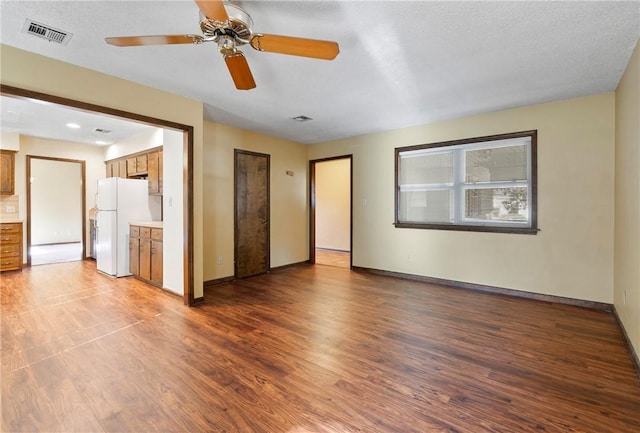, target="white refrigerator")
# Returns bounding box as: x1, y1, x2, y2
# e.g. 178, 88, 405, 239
96, 178, 152, 277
